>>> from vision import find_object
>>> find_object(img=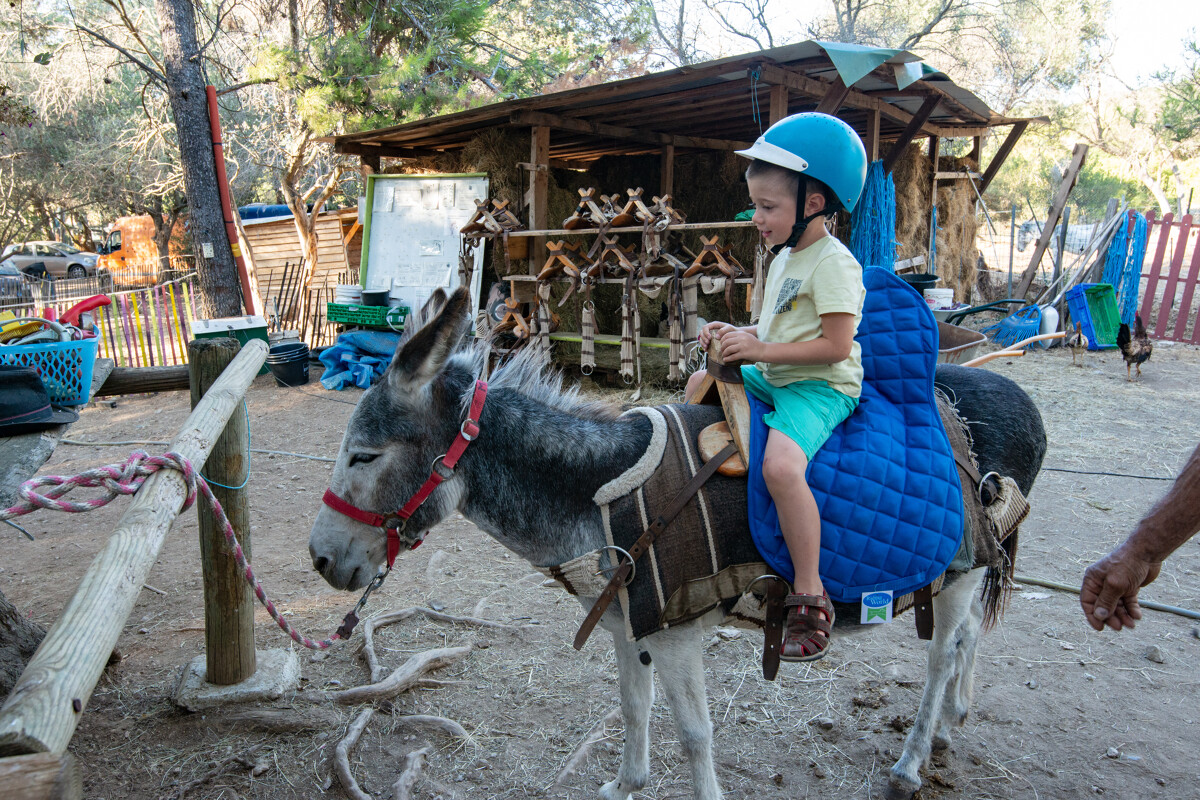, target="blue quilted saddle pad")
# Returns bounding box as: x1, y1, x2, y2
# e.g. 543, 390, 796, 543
747, 266, 964, 602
